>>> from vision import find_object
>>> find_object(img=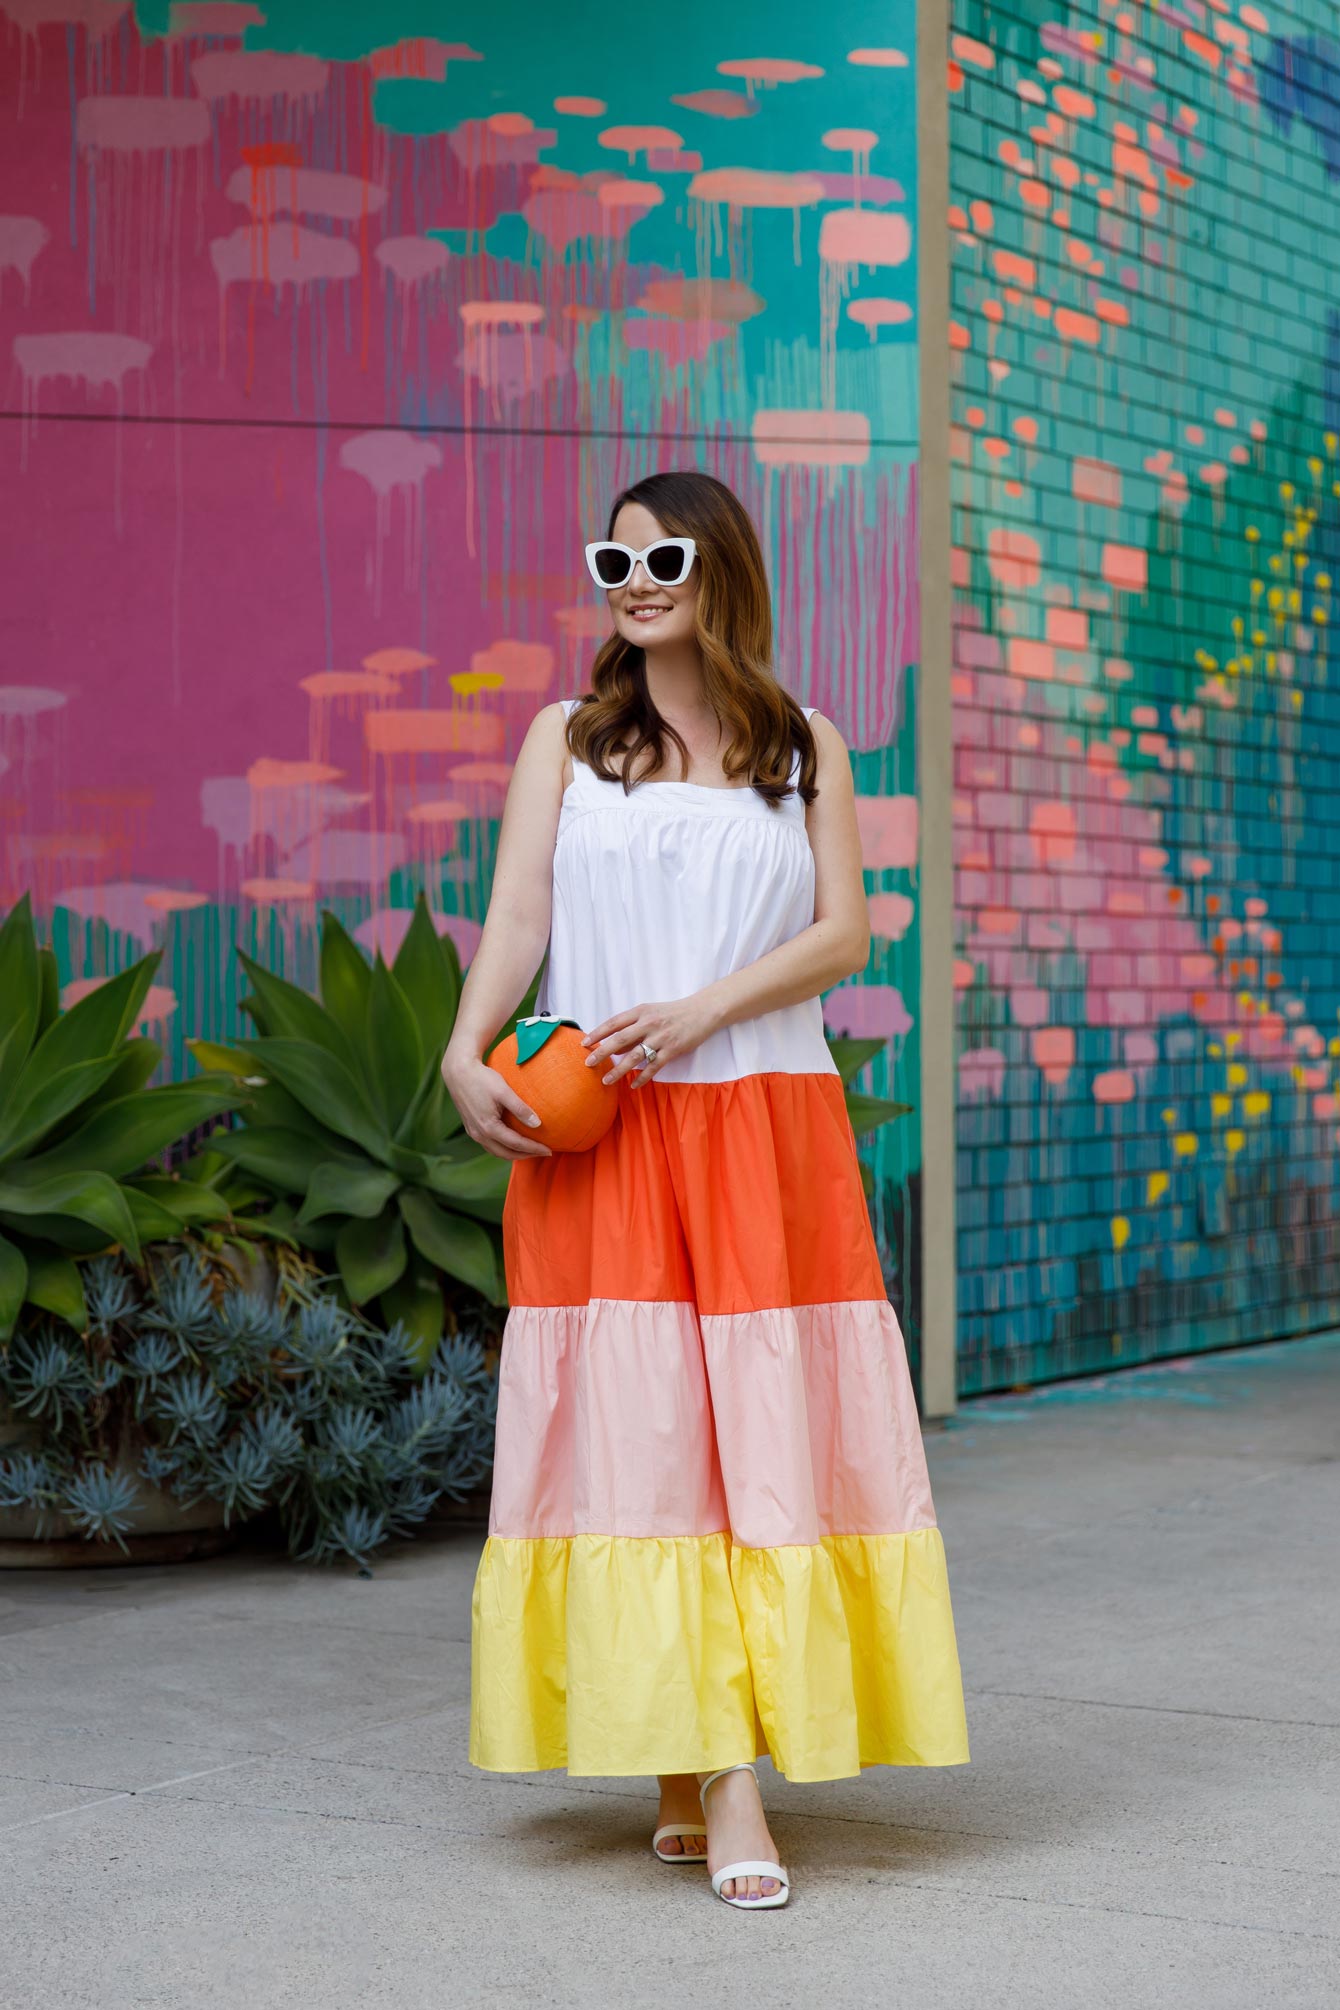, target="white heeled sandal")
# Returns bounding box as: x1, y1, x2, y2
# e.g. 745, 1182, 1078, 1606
698, 1763, 790, 1909
651, 1821, 708, 1864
